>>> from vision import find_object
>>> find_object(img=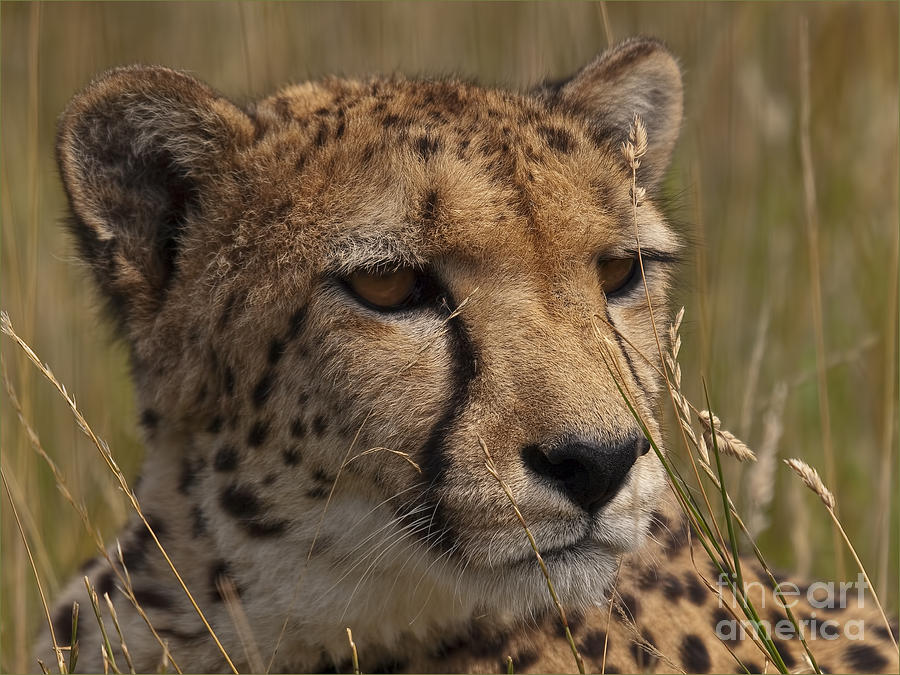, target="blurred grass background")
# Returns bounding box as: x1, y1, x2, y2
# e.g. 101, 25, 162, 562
1, 2, 897, 670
